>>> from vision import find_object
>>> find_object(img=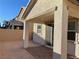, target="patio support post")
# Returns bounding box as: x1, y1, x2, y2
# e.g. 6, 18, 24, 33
53, 0, 68, 59
23, 21, 29, 48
